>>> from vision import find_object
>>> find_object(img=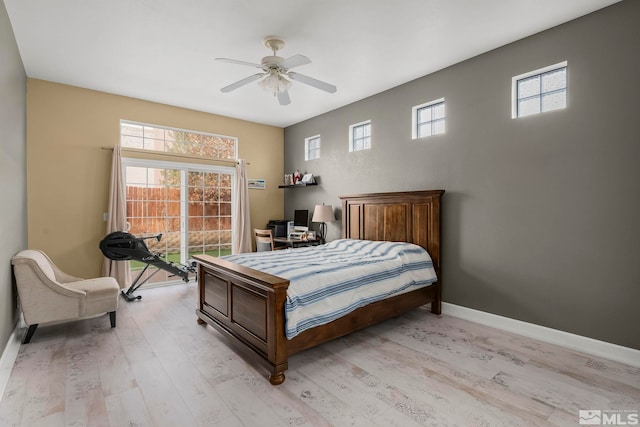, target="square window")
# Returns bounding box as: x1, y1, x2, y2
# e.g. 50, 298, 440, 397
412, 98, 445, 139
305, 135, 321, 161
512, 61, 567, 118
349, 121, 371, 152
